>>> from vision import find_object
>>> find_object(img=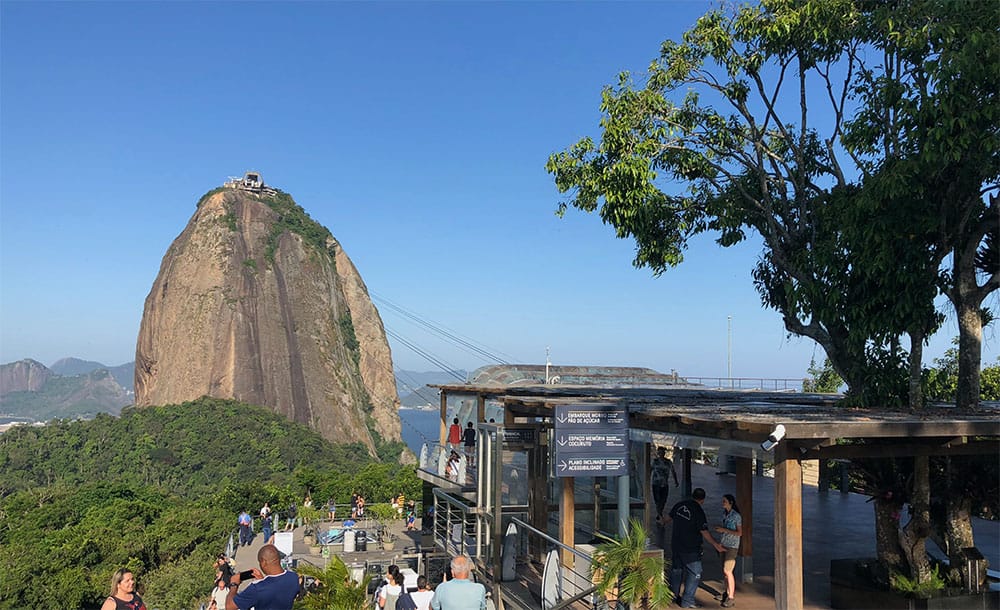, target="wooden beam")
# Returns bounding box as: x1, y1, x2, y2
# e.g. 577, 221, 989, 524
477, 394, 486, 423
774, 444, 803, 610
735, 456, 754, 583
801, 439, 999, 460
560, 477, 575, 569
